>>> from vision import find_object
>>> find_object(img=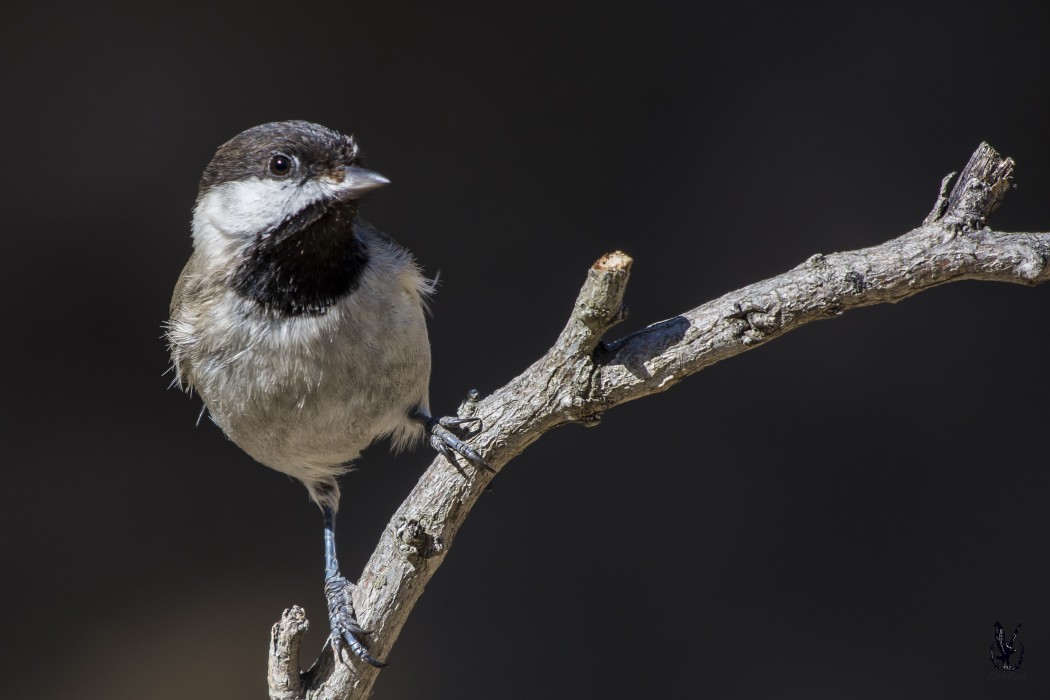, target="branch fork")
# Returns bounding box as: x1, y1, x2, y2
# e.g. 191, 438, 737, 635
269, 142, 1045, 699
